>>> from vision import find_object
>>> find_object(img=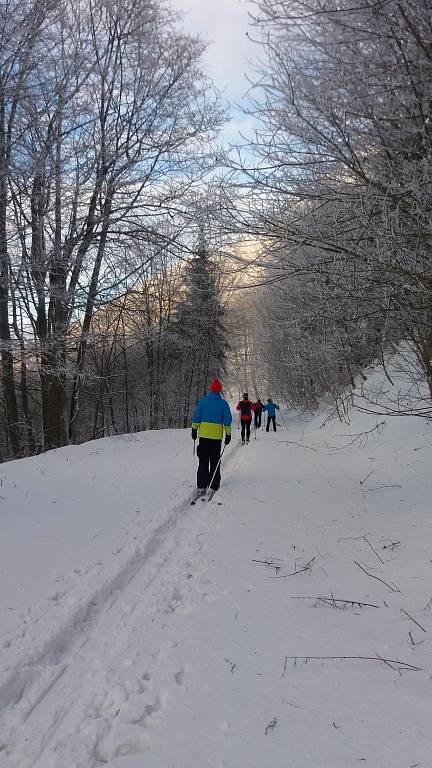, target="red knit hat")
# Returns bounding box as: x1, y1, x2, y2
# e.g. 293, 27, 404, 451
210, 378, 223, 393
